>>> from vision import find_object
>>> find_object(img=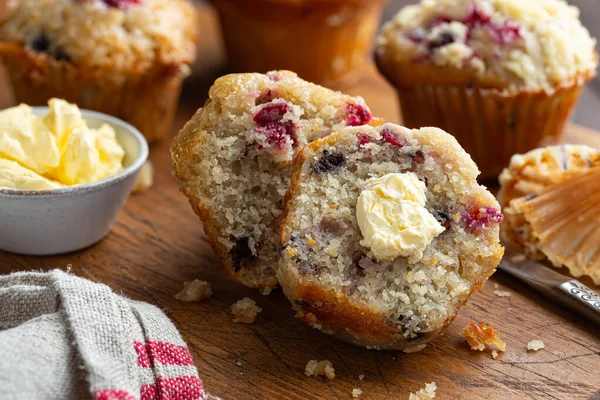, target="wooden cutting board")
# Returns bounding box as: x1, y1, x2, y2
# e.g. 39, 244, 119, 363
1, 5, 599, 400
